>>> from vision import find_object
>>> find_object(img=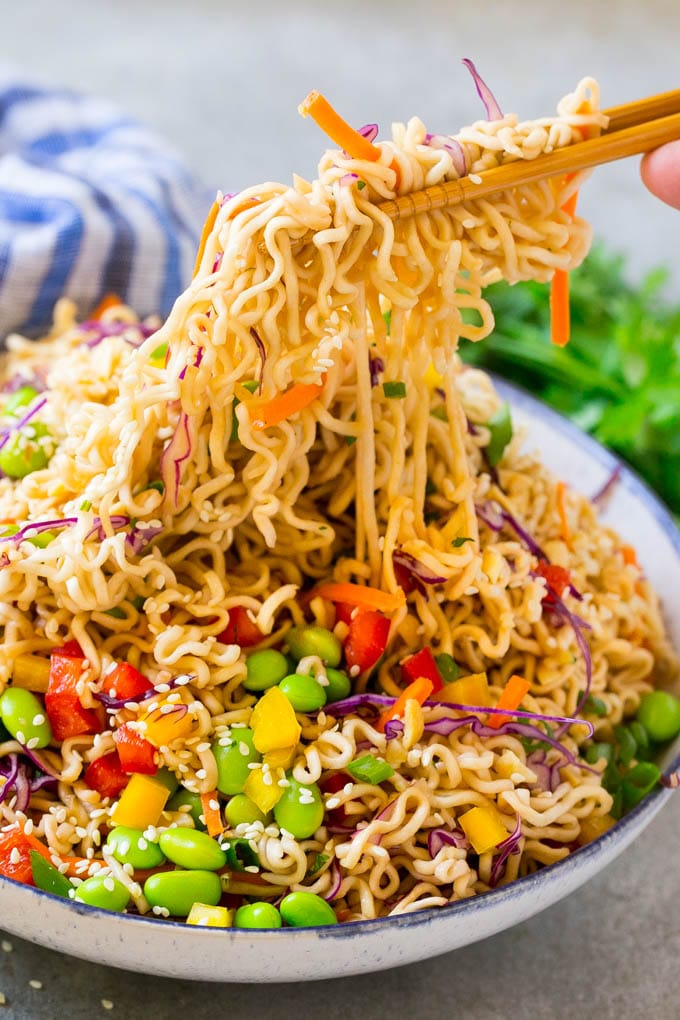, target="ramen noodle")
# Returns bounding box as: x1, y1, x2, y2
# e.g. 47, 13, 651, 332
0, 69, 677, 924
